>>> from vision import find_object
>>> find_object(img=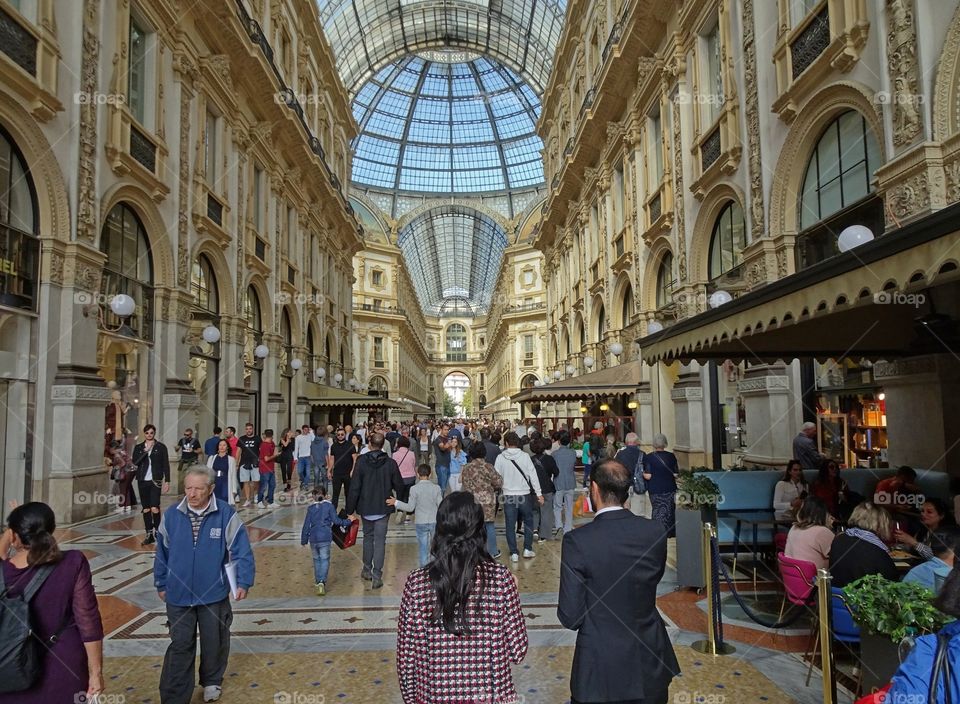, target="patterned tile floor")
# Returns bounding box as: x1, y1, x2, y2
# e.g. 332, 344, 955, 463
69, 490, 855, 703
